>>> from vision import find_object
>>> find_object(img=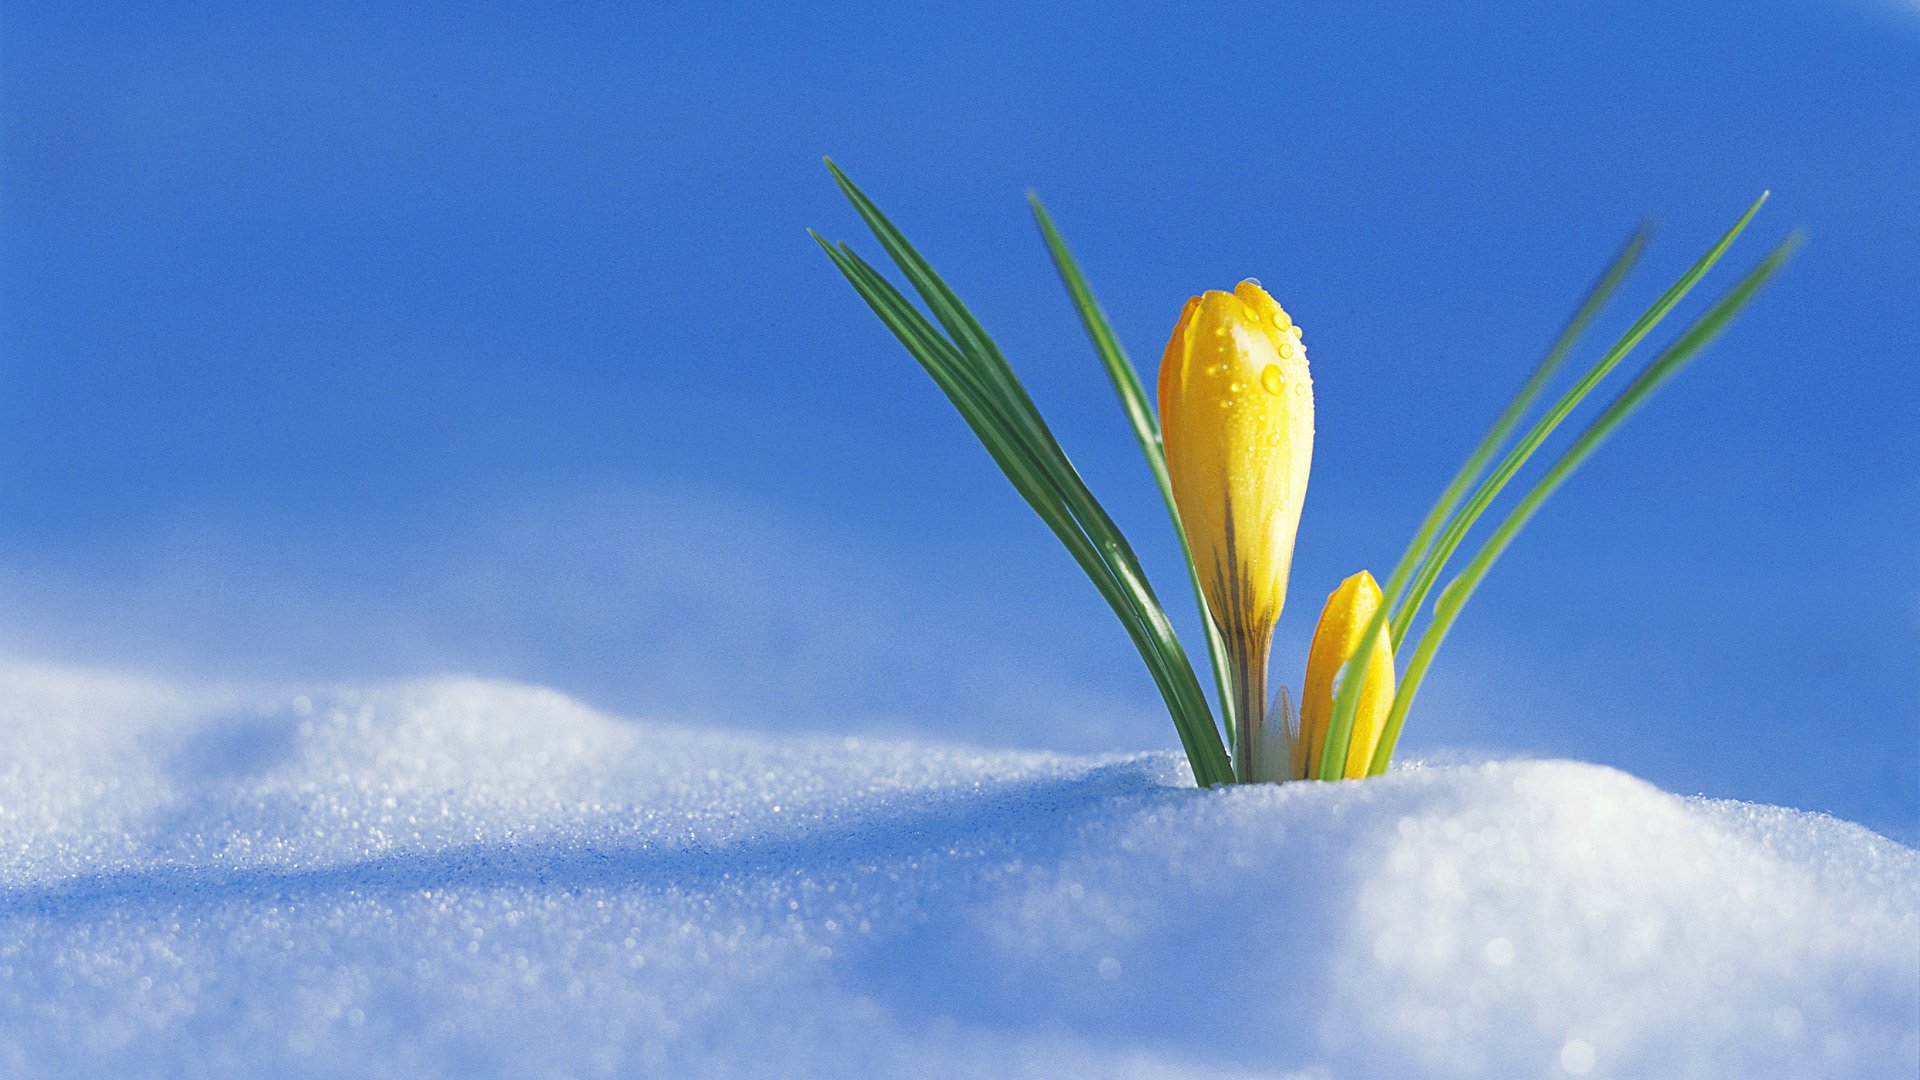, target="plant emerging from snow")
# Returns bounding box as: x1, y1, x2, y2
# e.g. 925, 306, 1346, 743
814, 160, 1797, 788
